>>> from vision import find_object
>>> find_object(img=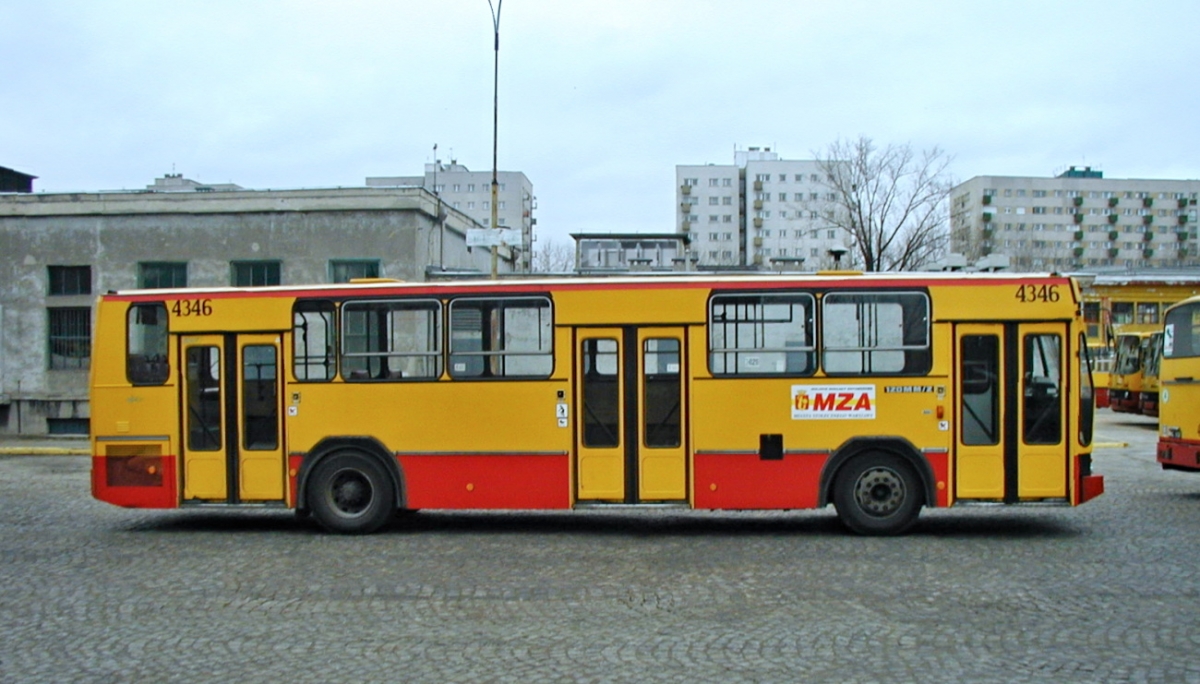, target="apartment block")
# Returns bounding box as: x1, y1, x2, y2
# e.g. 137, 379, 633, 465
676, 148, 846, 269
950, 167, 1200, 271
368, 161, 535, 271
